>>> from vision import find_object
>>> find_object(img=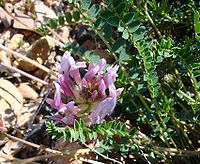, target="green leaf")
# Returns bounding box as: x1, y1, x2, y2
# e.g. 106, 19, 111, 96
128, 20, 140, 33
112, 0, 122, 7
94, 17, 105, 29
116, 2, 126, 14
58, 15, 65, 26
194, 11, 200, 34
130, 128, 136, 136
88, 132, 93, 140
106, 121, 114, 129
122, 29, 129, 39
96, 126, 105, 135
81, 0, 91, 9
74, 120, 80, 130
101, 10, 113, 20
88, 4, 100, 19
49, 18, 58, 29
112, 38, 125, 53
74, 130, 79, 141
73, 8, 80, 21
79, 128, 86, 142
132, 26, 146, 41
189, 63, 200, 69
85, 51, 100, 64
163, 117, 170, 123
62, 130, 67, 141
105, 129, 113, 136
119, 47, 129, 61
103, 23, 112, 39
68, 127, 76, 142
194, 70, 200, 77
65, 9, 72, 23
93, 131, 97, 140
79, 119, 84, 128
107, 16, 119, 26
123, 12, 134, 24
118, 22, 125, 32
